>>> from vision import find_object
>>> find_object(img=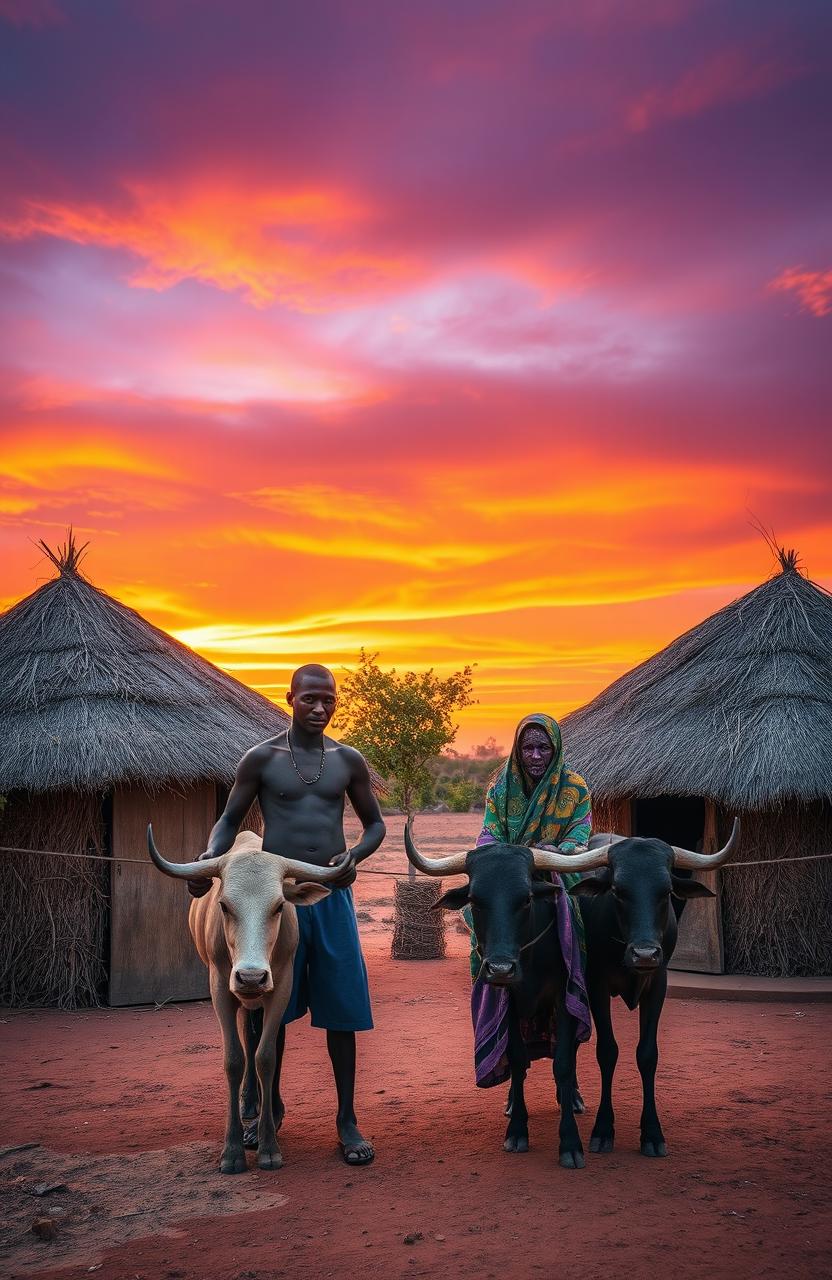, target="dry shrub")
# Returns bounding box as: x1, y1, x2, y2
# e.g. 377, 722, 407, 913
0, 791, 108, 1008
